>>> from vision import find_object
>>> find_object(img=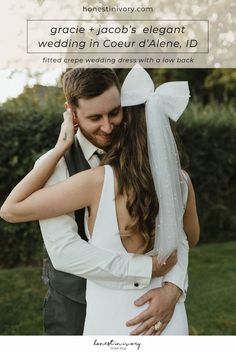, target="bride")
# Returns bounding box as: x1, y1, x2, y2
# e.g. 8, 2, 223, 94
0, 65, 199, 335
